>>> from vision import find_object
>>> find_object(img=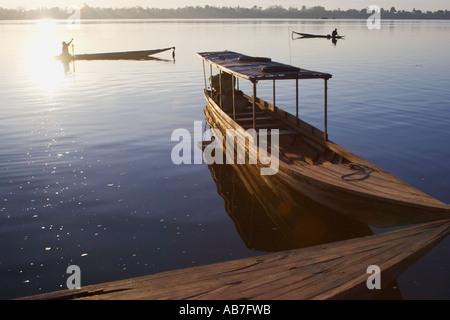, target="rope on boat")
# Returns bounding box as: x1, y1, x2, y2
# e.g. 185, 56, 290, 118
341, 164, 376, 181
